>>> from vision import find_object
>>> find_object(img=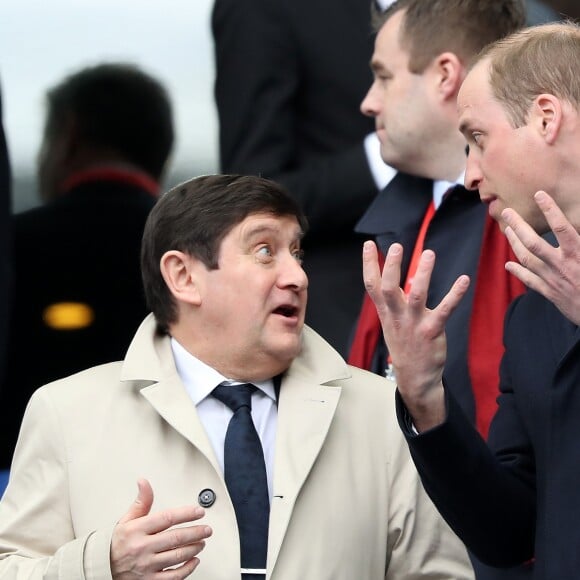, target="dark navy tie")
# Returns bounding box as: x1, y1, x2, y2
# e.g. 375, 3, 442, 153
212, 383, 269, 577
